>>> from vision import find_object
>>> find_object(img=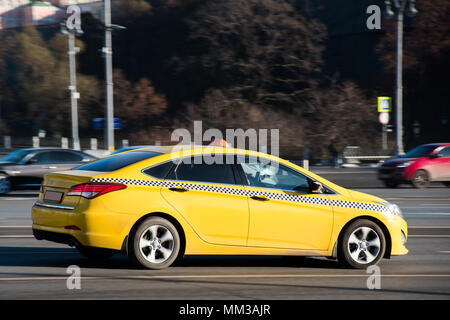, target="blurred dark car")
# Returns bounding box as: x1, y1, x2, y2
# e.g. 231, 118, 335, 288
110, 146, 154, 155
0, 148, 96, 194
378, 143, 450, 188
